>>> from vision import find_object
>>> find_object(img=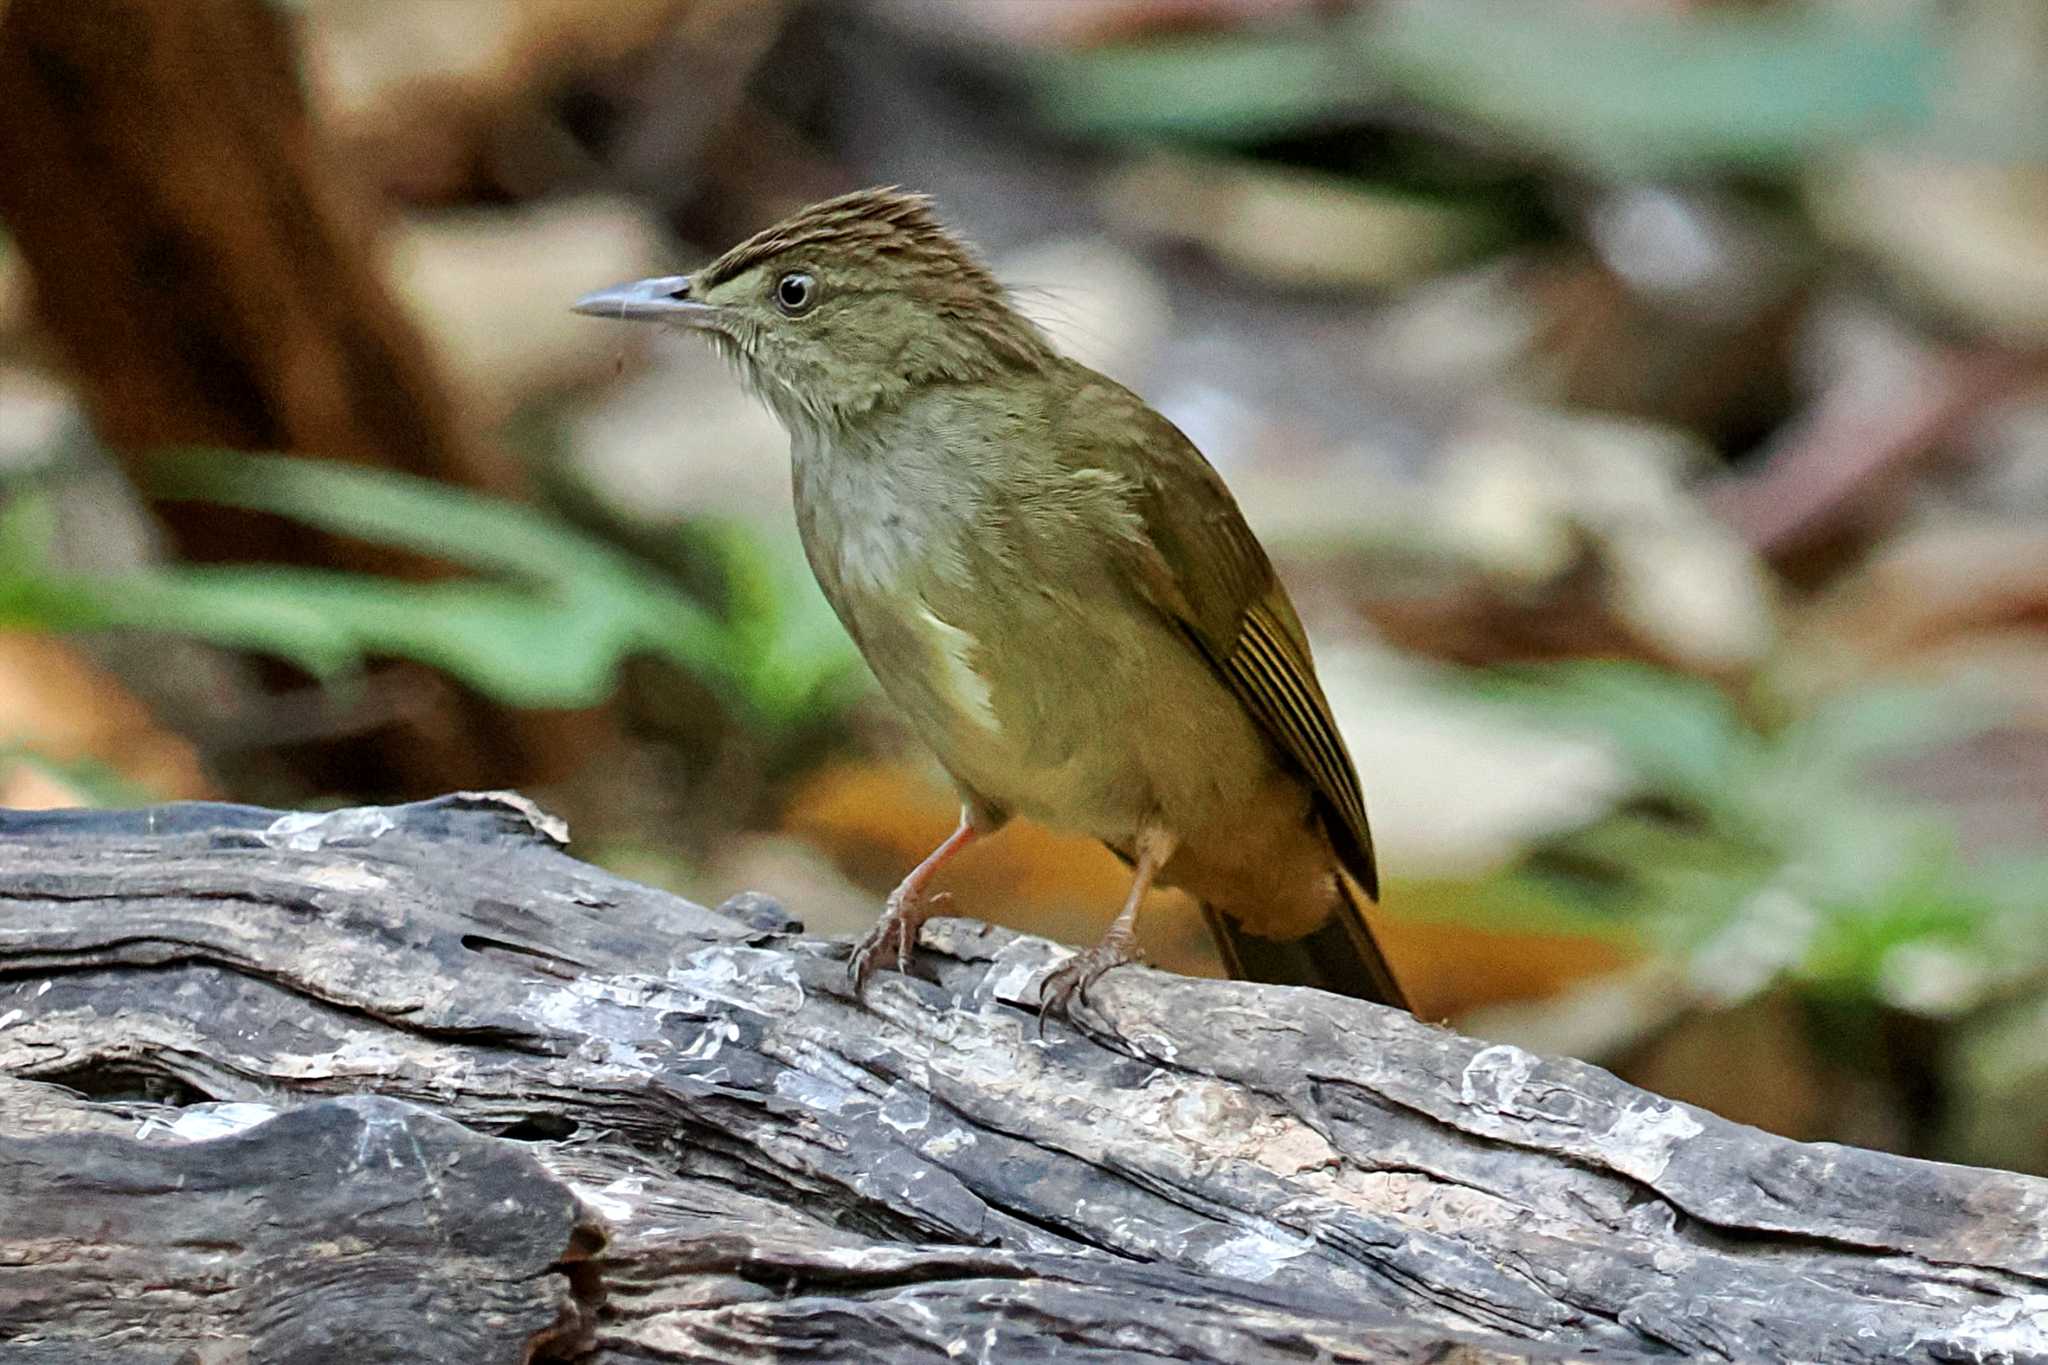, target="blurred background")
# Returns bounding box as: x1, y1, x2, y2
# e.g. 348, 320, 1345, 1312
2, 0, 2046, 1170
